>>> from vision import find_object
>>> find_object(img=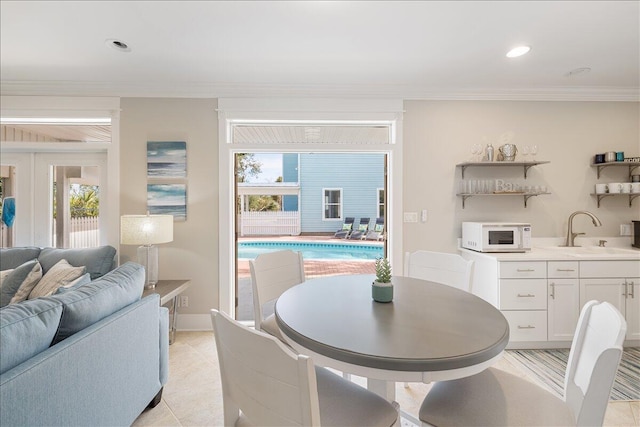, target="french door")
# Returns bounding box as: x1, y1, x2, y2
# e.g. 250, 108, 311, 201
1, 152, 107, 248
